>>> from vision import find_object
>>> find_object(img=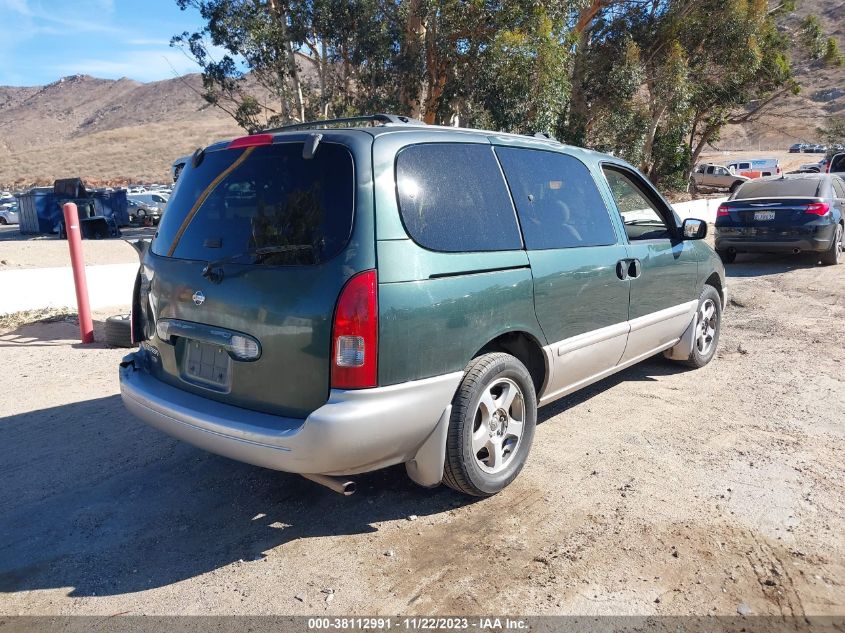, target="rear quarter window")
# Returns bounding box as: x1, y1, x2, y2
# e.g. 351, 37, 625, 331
495, 146, 617, 249
152, 142, 354, 265
395, 143, 522, 252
